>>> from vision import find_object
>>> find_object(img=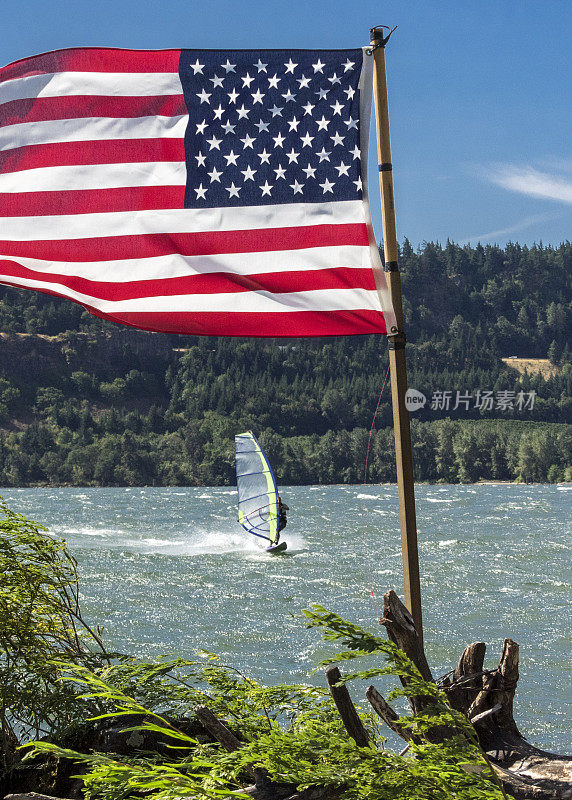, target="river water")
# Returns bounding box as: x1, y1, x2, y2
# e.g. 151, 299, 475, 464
2, 483, 570, 751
